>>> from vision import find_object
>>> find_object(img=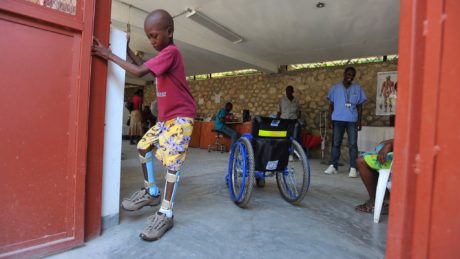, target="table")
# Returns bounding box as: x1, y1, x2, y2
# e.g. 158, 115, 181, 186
189, 121, 252, 150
